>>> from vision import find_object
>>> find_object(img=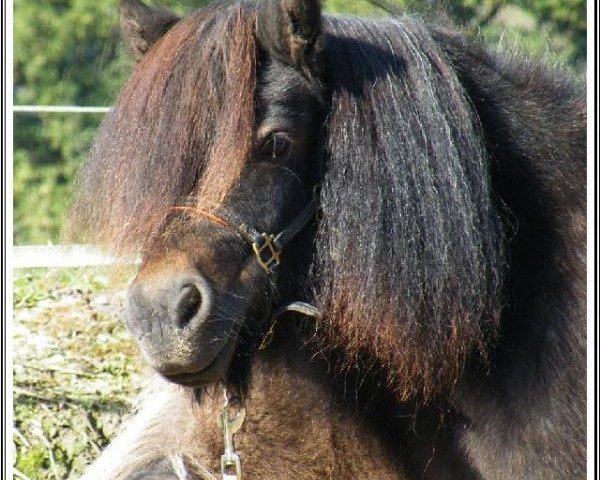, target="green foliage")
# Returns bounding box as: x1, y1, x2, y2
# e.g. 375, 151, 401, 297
13, 0, 586, 245
13, 0, 128, 244
439, 0, 586, 66
12, 0, 210, 245
526, 0, 586, 63
324, 0, 380, 16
